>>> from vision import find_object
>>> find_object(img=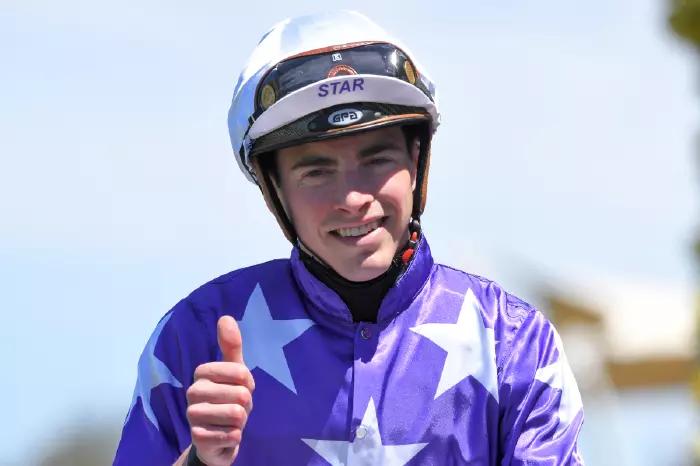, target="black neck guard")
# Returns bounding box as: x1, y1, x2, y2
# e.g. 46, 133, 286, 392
298, 220, 421, 323
300, 249, 402, 323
